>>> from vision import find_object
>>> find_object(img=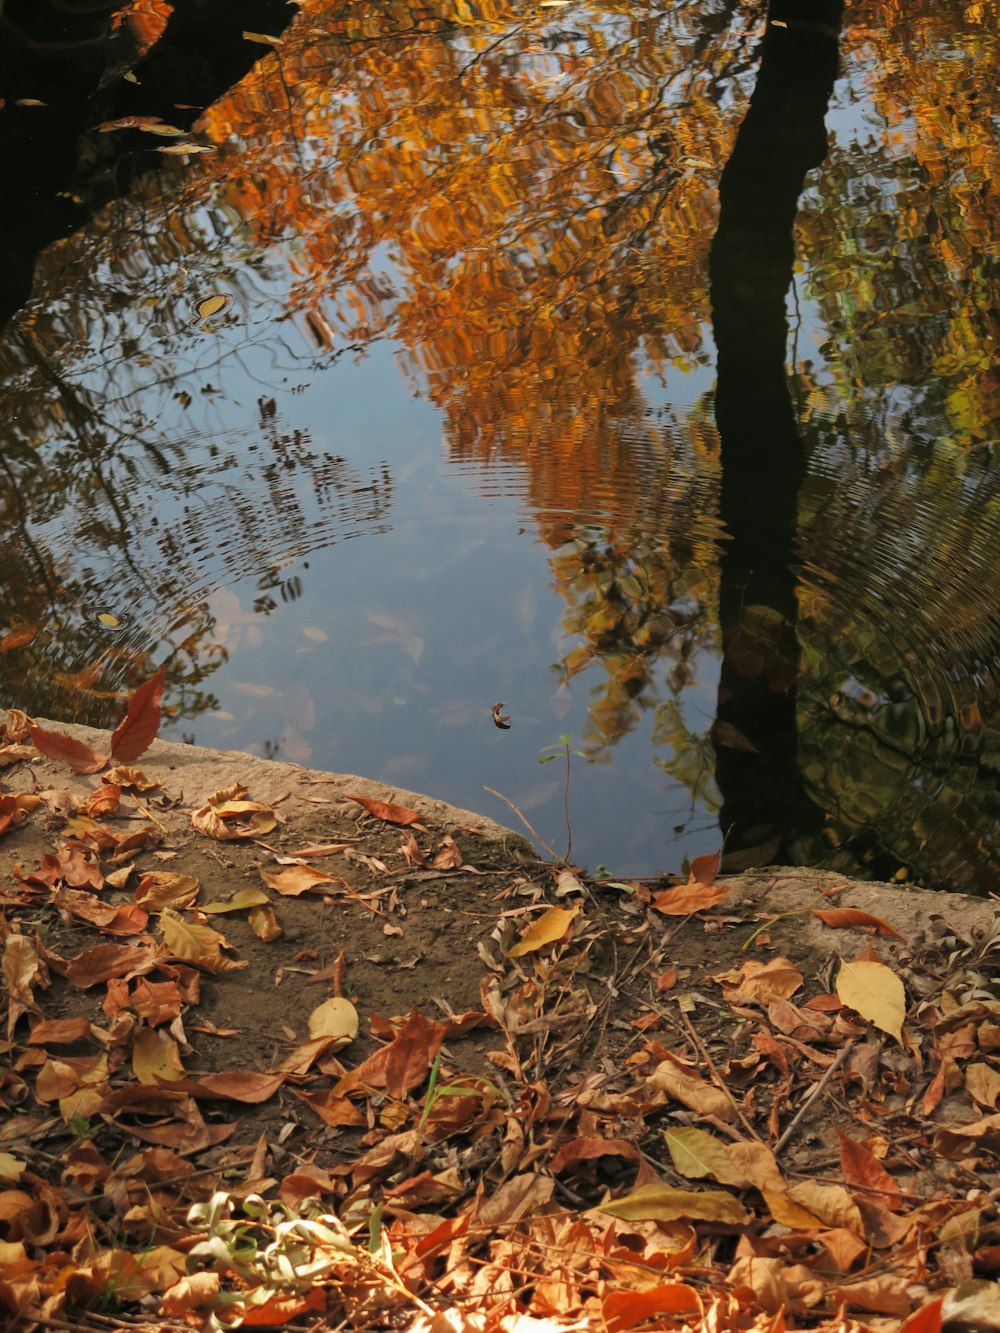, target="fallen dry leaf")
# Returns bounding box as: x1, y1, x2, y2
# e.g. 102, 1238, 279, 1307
506, 905, 578, 957
111, 665, 167, 761
836, 958, 905, 1043
594, 1183, 751, 1224
158, 909, 247, 973
346, 795, 427, 827
29, 723, 107, 775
